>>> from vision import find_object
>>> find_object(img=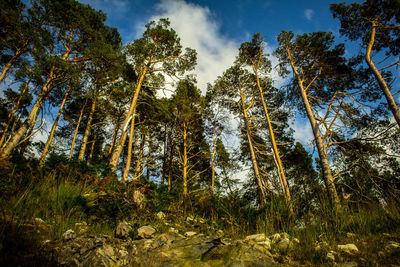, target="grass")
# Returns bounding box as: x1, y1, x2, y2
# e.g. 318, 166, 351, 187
0, 156, 399, 266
